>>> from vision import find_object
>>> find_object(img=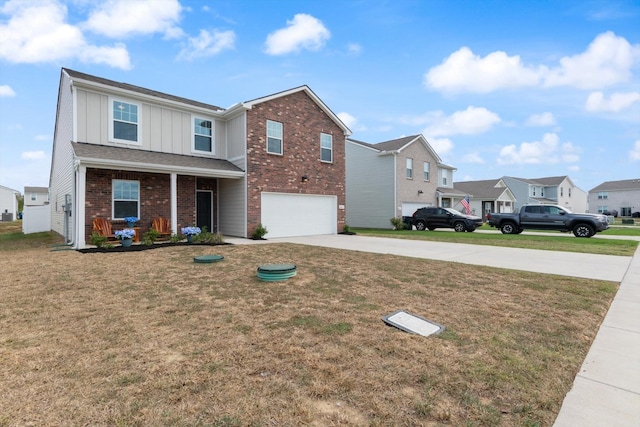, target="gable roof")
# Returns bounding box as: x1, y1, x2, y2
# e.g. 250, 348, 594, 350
590, 178, 640, 192
0, 185, 20, 193
63, 68, 224, 112
347, 135, 443, 163
504, 175, 570, 187
24, 186, 48, 193
454, 179, 510, 199
71, 143, 244, 178
243, 85, 352, 136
